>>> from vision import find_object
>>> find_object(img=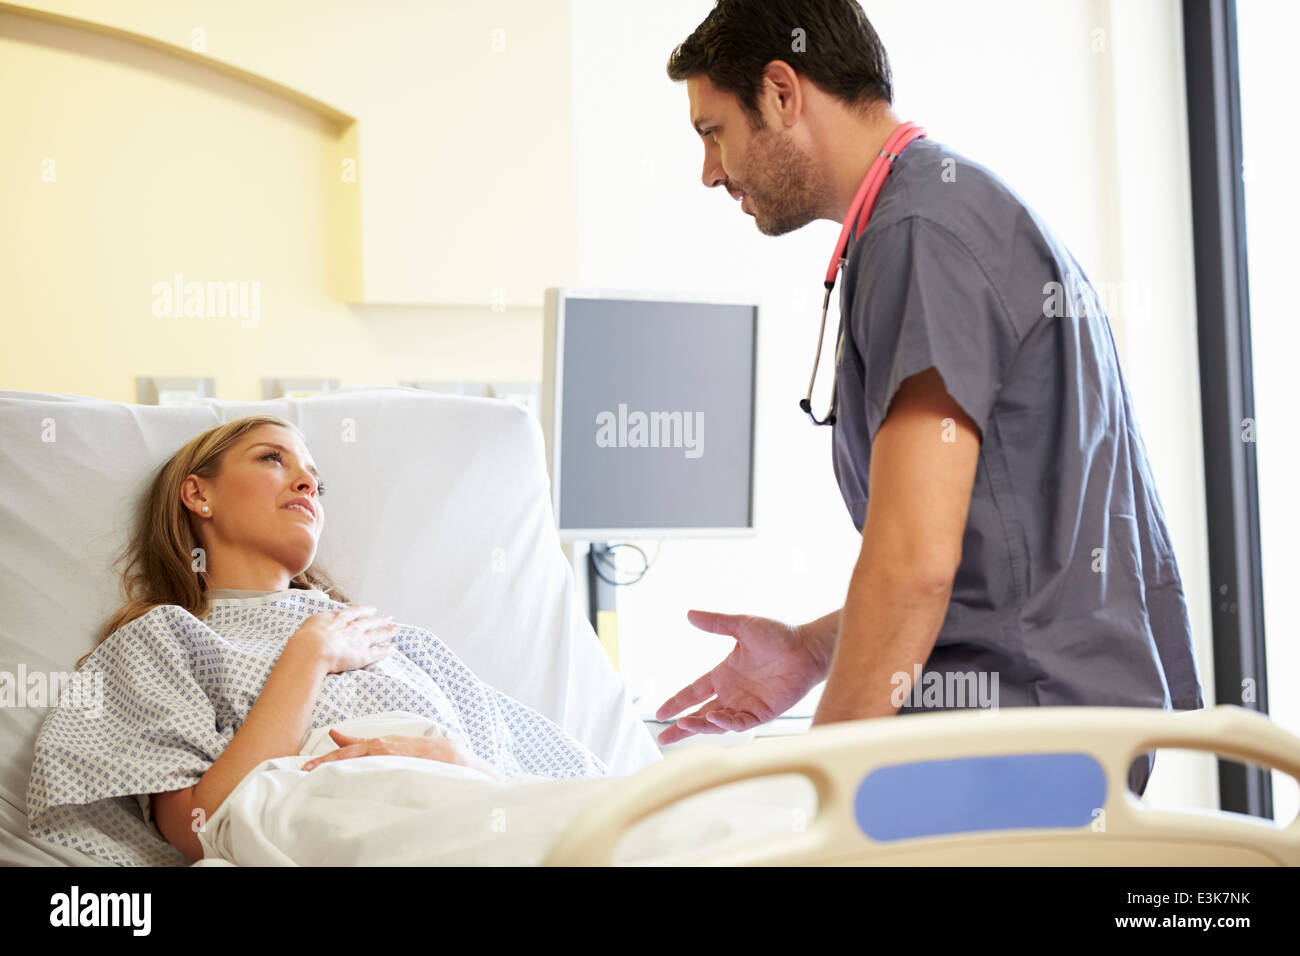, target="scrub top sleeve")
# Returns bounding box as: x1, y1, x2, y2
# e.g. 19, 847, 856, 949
849, 215, 1019, 444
